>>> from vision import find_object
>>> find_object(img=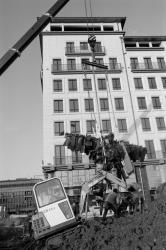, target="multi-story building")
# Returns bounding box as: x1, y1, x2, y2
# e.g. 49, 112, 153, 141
0, 178, 42, 214
40, 17, 166, 195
